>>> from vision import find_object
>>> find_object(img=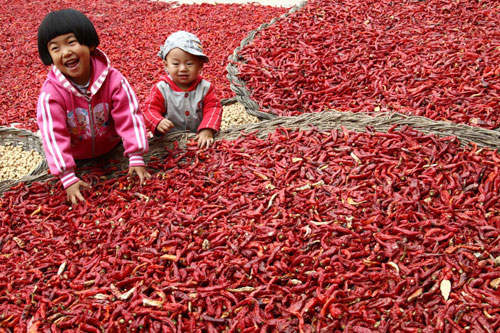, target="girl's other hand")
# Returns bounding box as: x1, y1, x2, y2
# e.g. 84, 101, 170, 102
66, 180, 91, 205
128, 166, 152, 185
156, 119, 174, 134
195, 128, 214, 149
